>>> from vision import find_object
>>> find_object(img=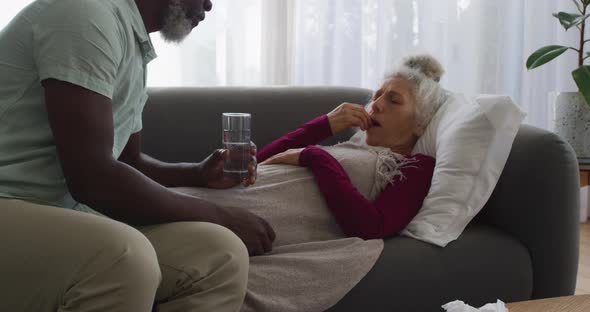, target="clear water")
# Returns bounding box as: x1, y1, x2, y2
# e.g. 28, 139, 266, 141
223, 129, 250, 143
223, 141, 251, 178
